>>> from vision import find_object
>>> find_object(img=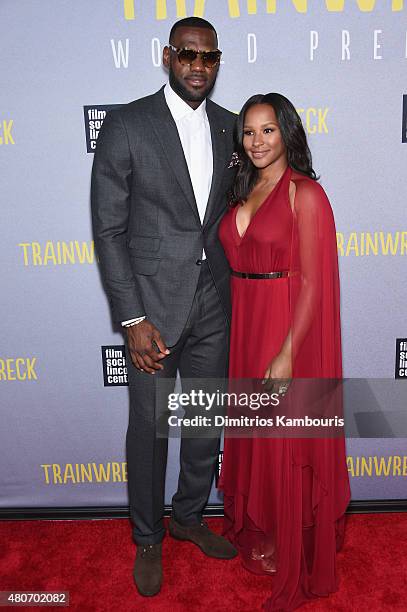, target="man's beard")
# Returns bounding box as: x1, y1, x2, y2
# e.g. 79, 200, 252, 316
169, 67, 215, 103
